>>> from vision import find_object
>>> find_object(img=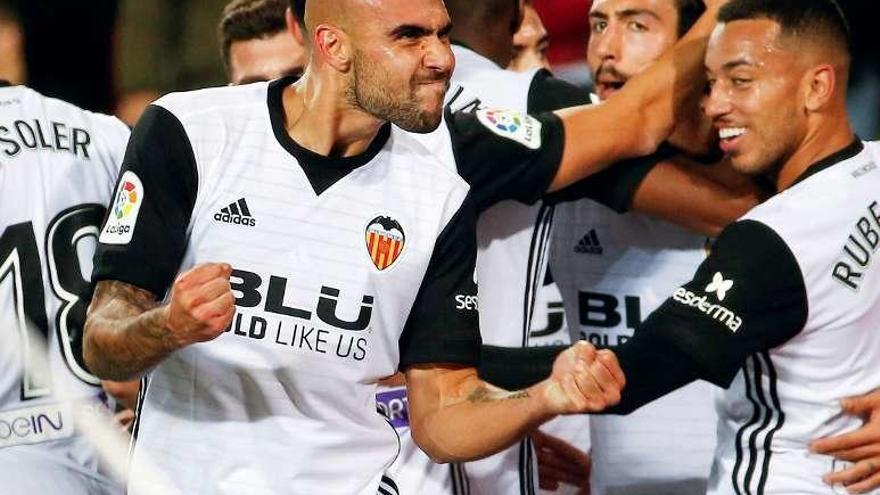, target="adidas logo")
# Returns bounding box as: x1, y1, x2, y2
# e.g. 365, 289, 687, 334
214, 198, 256, 227
574, 229, 603, 255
